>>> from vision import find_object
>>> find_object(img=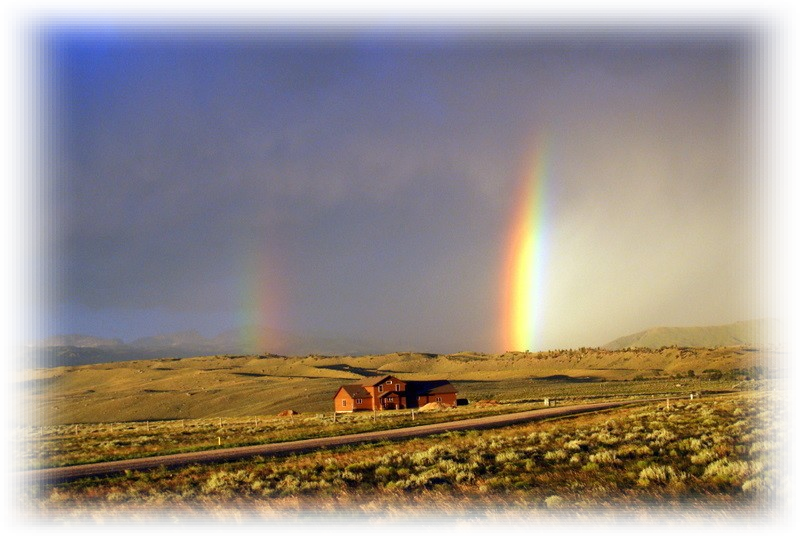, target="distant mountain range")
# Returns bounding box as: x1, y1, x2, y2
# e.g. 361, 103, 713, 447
29, 327, 398, 367
602, 319, 779, 350
40, 334, 125, 348
28, 319, 779, 368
